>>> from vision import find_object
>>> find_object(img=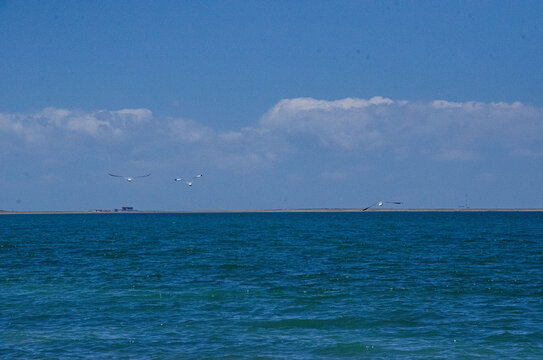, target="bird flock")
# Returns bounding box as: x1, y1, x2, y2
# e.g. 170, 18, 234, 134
108, 172, 203, 186
174, 174, 203, 186
107, 172, 402, 210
